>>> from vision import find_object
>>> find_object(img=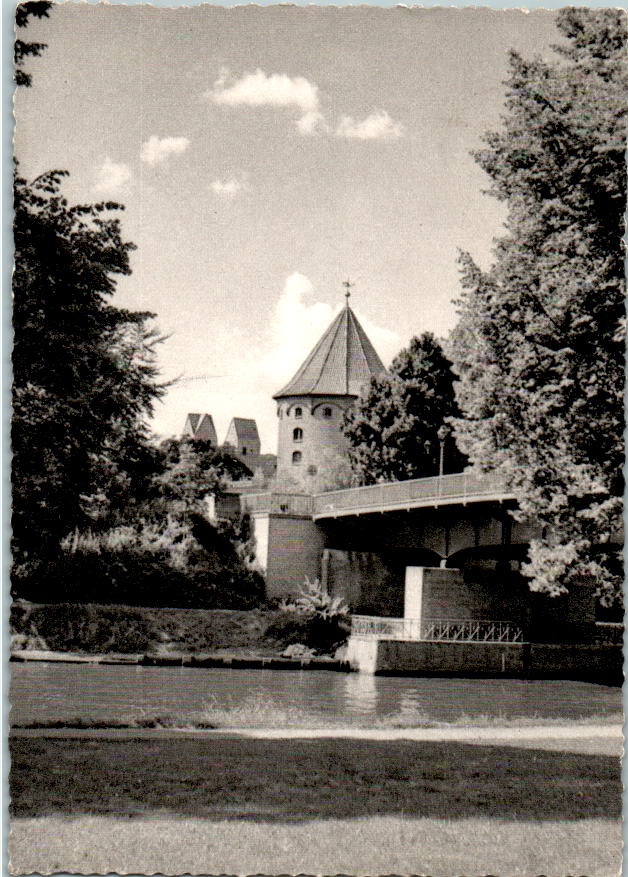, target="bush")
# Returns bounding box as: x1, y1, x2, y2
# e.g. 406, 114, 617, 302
280, 577, 350, 621
10, 603, 347, 656
12, 514, 265, 610
10, 602, 153, 653
267, 580, 350, 654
